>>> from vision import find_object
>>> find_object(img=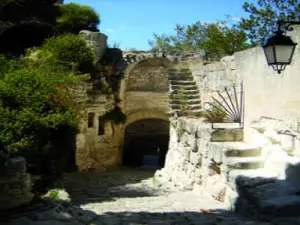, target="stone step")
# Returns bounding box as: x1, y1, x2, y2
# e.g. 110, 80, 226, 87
169, 104, 201, 110
167, 109, 203, 117
170, 89, 199, 95
225, 146, 262, 158
169, 99, 201, 105
168, 76, 194, 81
227, 169, 278, 191
170, 80, 196, 86
168, 69, 191, 73
225, 156, 264, 170
171, 85, 198, 91
168, 72, 192, 77
169, 93, 200, 99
